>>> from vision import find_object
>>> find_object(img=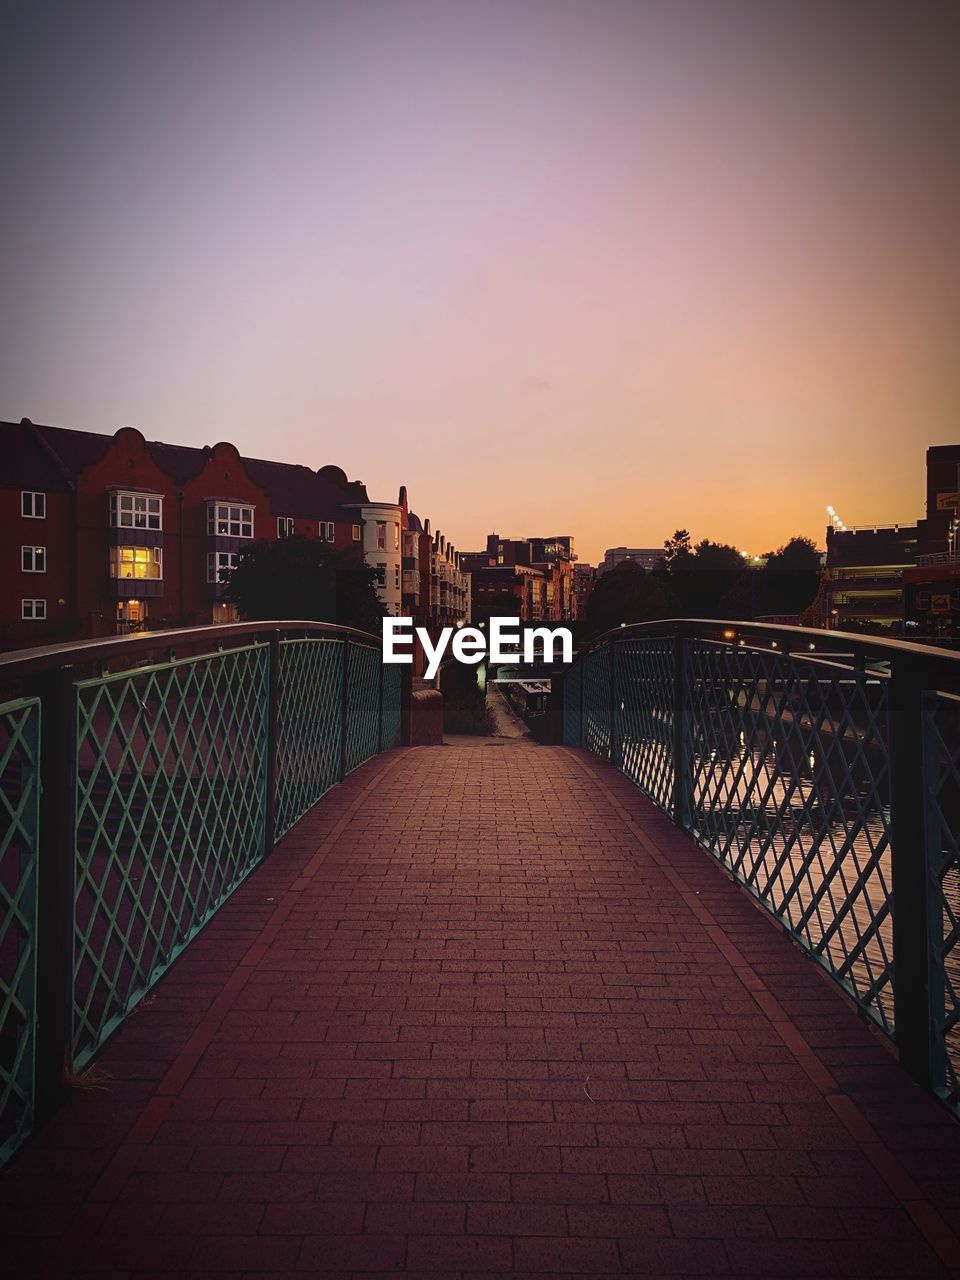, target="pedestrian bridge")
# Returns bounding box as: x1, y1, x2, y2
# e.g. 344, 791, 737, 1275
2, 620, 960, 1276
